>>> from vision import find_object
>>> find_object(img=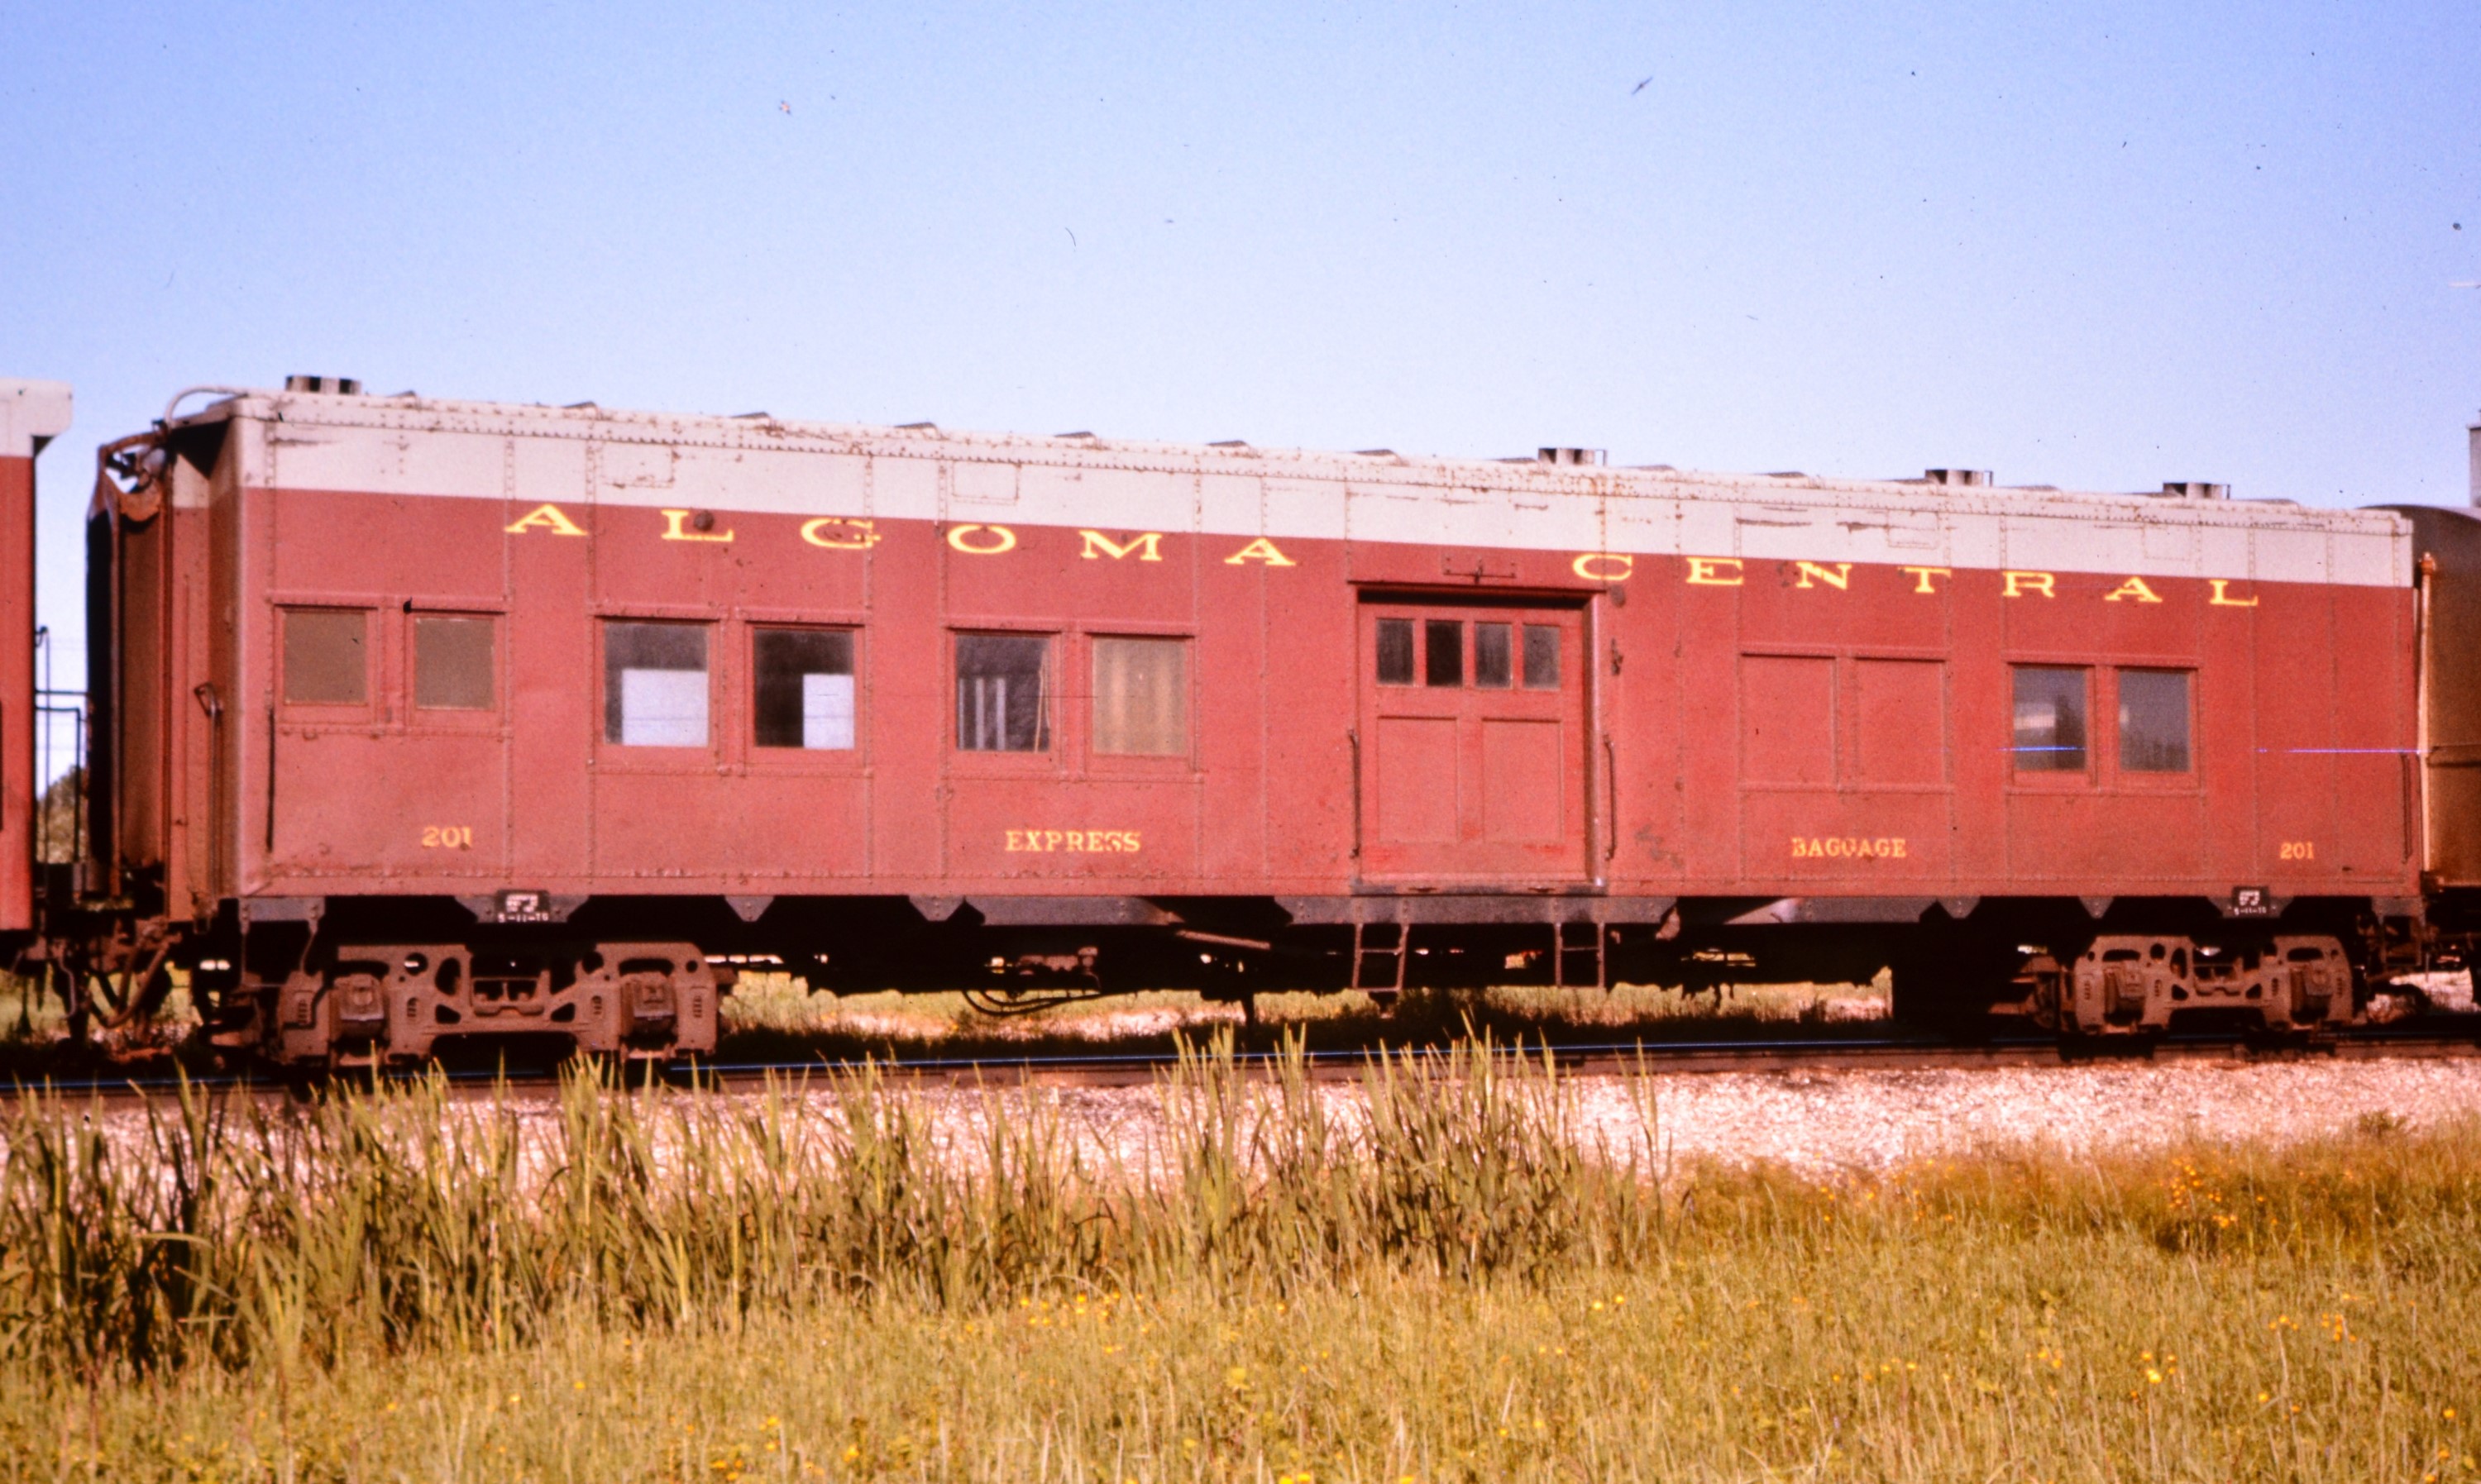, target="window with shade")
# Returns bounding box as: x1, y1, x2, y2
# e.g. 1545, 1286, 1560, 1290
413, 615, 495, 711
753, 628, 856, 750
282, 608, 368, 705
604, 622, 710, 747
1092, 637, 1188, 756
